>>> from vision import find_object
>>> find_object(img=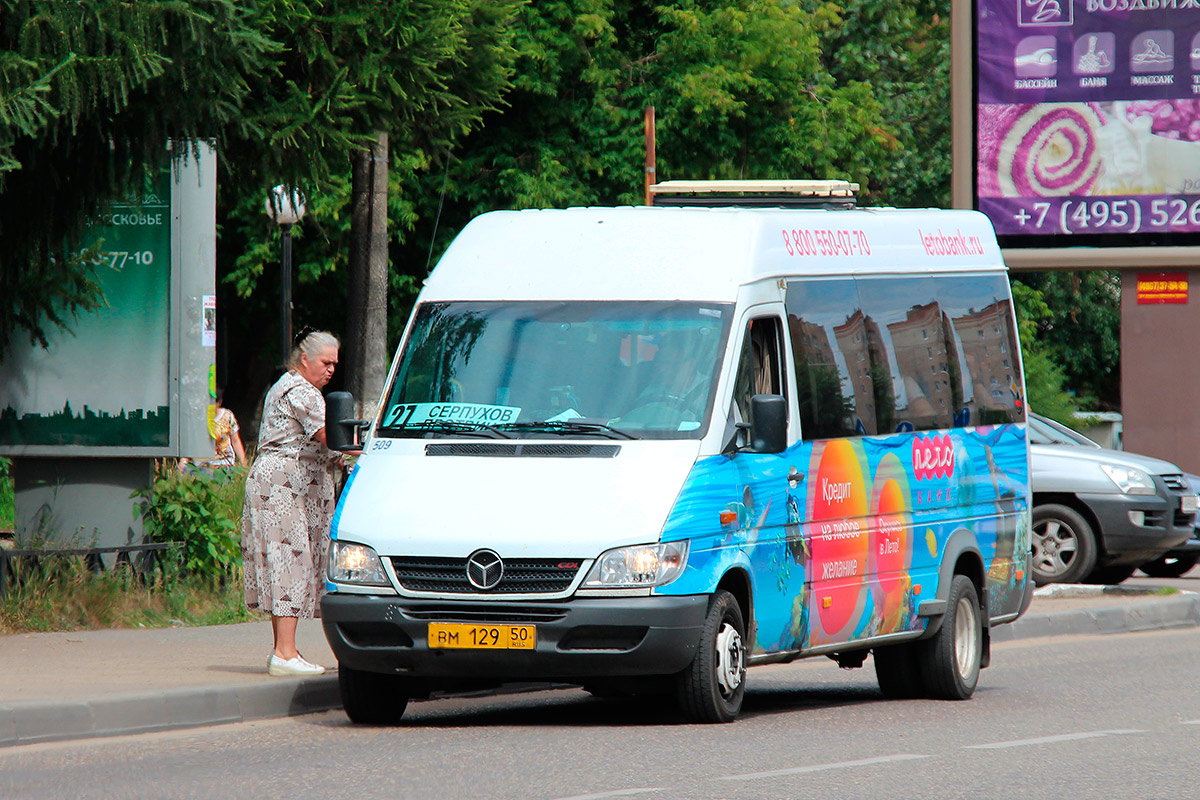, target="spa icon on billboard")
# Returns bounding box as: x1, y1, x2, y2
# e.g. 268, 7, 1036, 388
1131, 31, 1174, 73
1074, 34, 1115, 76
1019, 0, 1071, 27
1015, 36, 1058, 78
